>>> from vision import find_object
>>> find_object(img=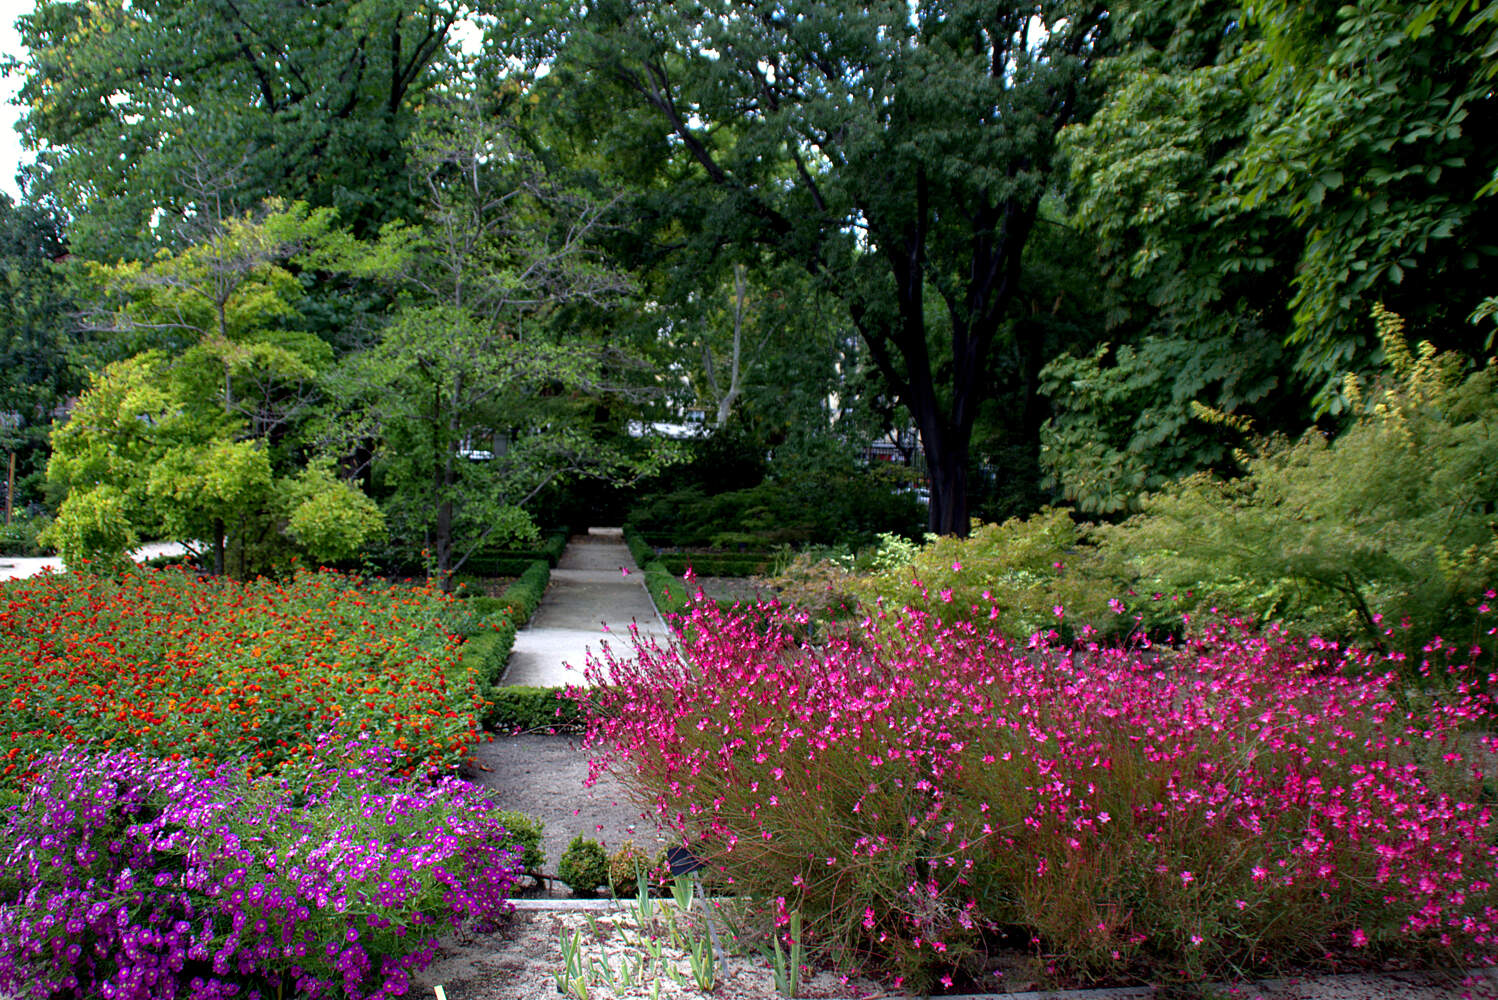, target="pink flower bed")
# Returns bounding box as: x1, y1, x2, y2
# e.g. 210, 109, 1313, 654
578, 596, 1498, 987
